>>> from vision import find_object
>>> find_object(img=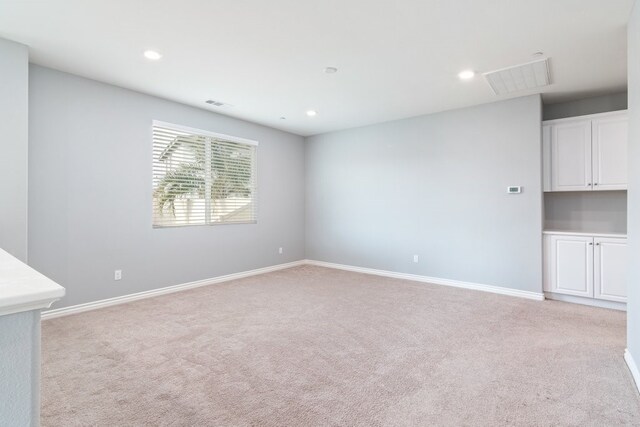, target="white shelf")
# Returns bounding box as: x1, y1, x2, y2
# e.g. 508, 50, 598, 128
0, 249, 65, 316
